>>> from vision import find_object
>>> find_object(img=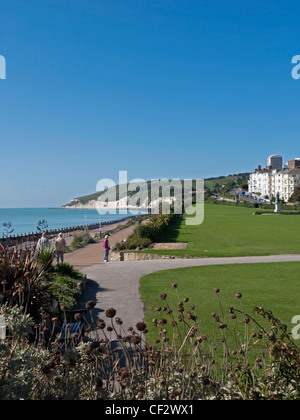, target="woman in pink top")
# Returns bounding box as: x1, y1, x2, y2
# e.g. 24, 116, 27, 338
103, 235, 110, 262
